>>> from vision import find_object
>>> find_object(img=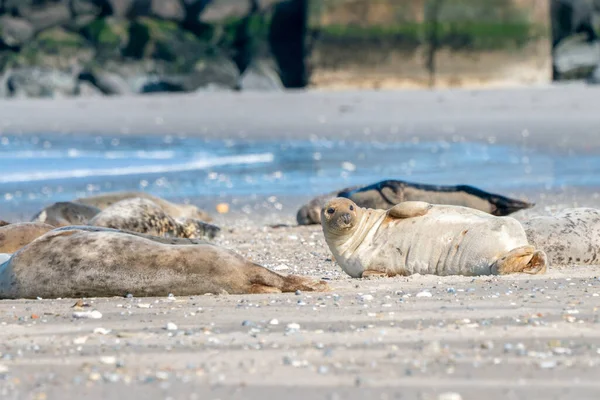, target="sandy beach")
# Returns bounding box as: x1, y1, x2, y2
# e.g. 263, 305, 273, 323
2, 86, 600, 399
